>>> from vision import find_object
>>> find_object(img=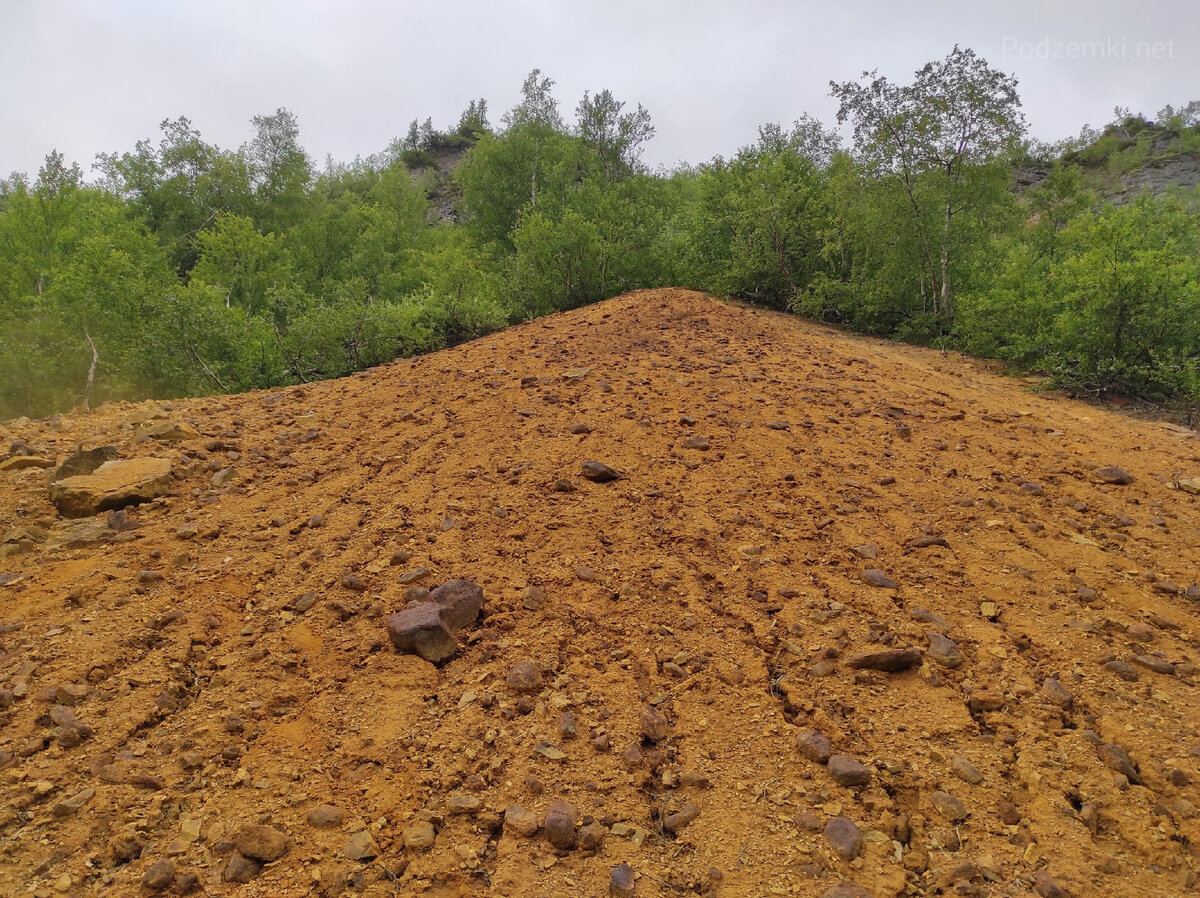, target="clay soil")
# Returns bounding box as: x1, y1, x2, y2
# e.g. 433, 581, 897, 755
1, 288, 1199, 898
